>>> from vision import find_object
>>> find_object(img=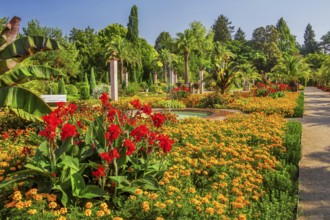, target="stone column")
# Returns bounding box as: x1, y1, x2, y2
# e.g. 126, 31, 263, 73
169, 70, 174, 85
153, 72, 158, 84
110, 59, 118, 101
125, 72, 129, 88
199, 70, 204, 94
